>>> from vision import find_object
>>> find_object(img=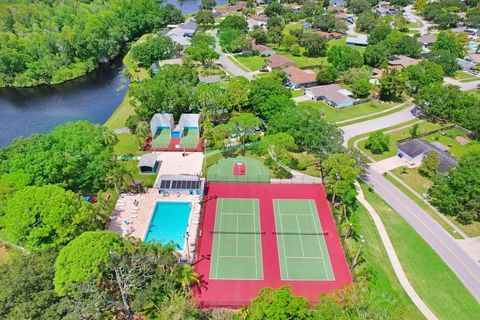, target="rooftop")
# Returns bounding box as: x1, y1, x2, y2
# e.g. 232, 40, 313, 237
284, 66, 317, 85
388, 55, 420, 68
398, 139, 457, 173
267, 54, 294, 69
306, 84, 354, 104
